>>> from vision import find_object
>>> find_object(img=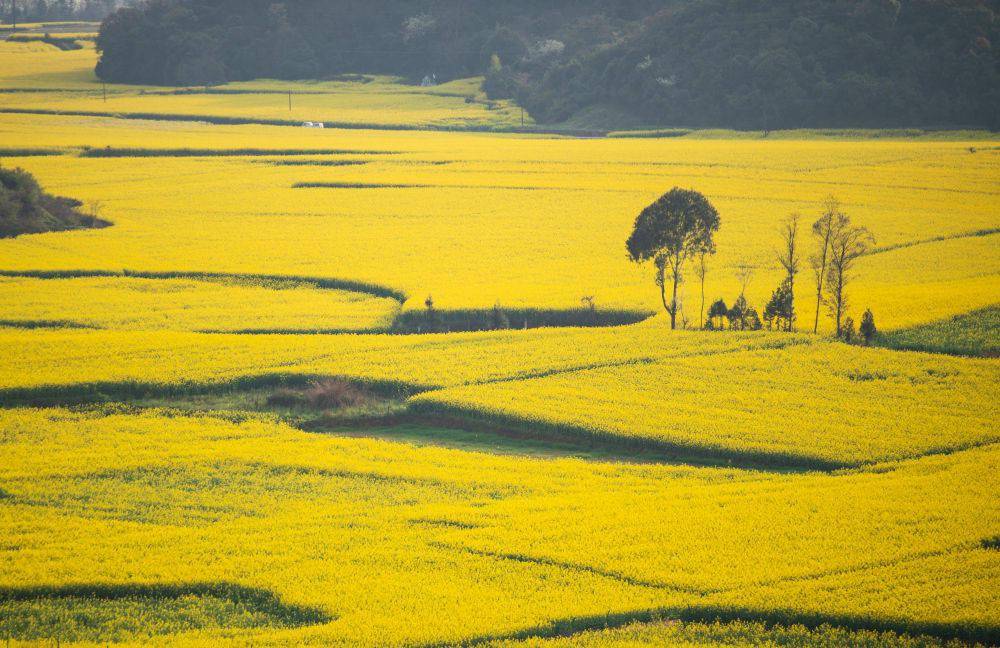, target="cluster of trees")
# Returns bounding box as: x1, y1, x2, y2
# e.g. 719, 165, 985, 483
0, 166, 109, 237
4, 0, 131, 24
627, 188, 878, 343
91, 0, 998, 129
93, 0, 652, 87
